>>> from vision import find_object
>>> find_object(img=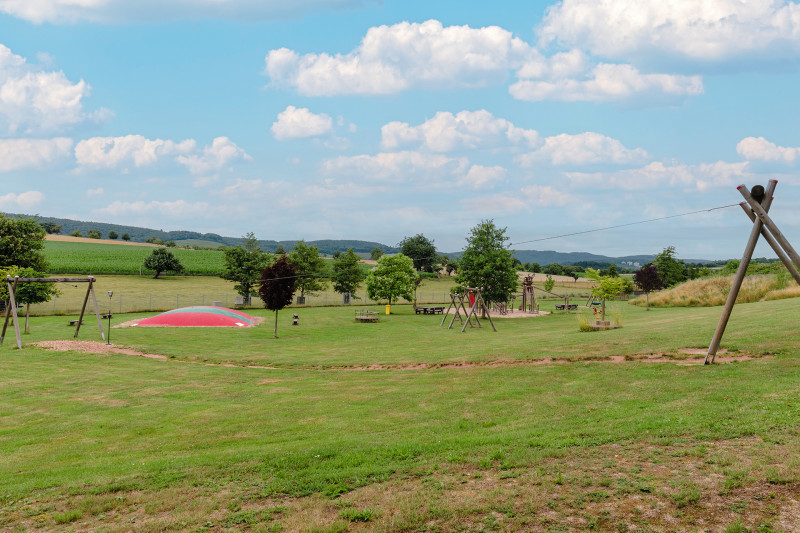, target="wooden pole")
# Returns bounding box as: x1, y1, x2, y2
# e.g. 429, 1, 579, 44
440, 292, 456, 326
74, 277, 93, 339
739, 203, 800, 286
89, 278, 105, 341
739, 182, 800, 271
1, 276, 14, 345
706, 181, 776, 364
8, 277, 22, 349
